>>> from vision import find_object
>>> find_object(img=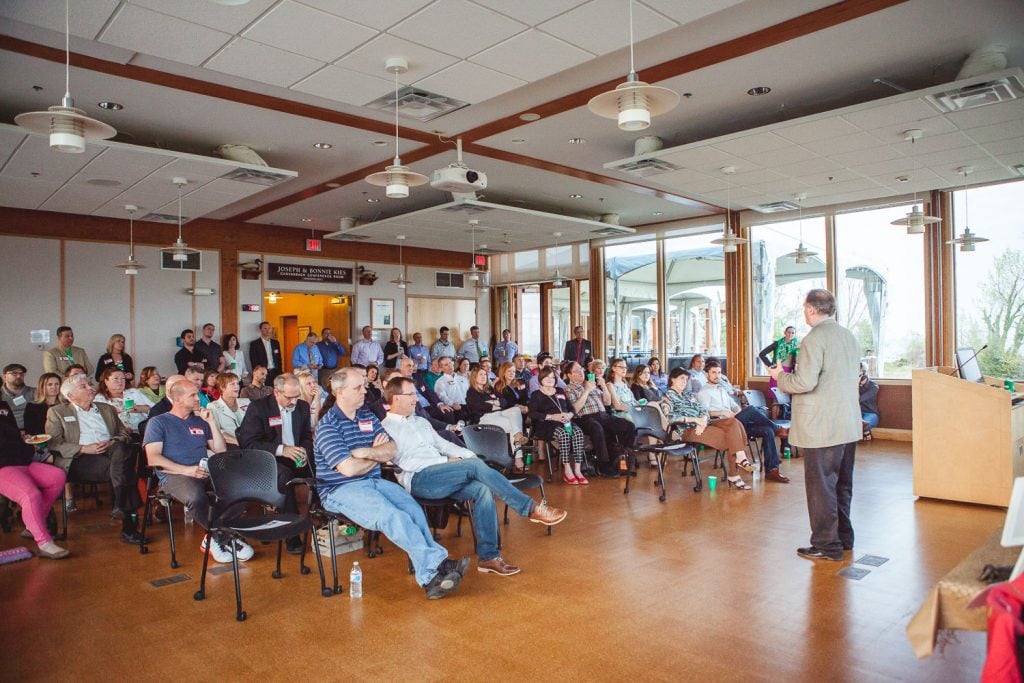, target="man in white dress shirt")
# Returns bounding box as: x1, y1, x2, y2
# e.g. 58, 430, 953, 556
350, 326, 384, 367
433, 356, 468, 414
457, 326, 488, 363
381, 376, 566, 577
